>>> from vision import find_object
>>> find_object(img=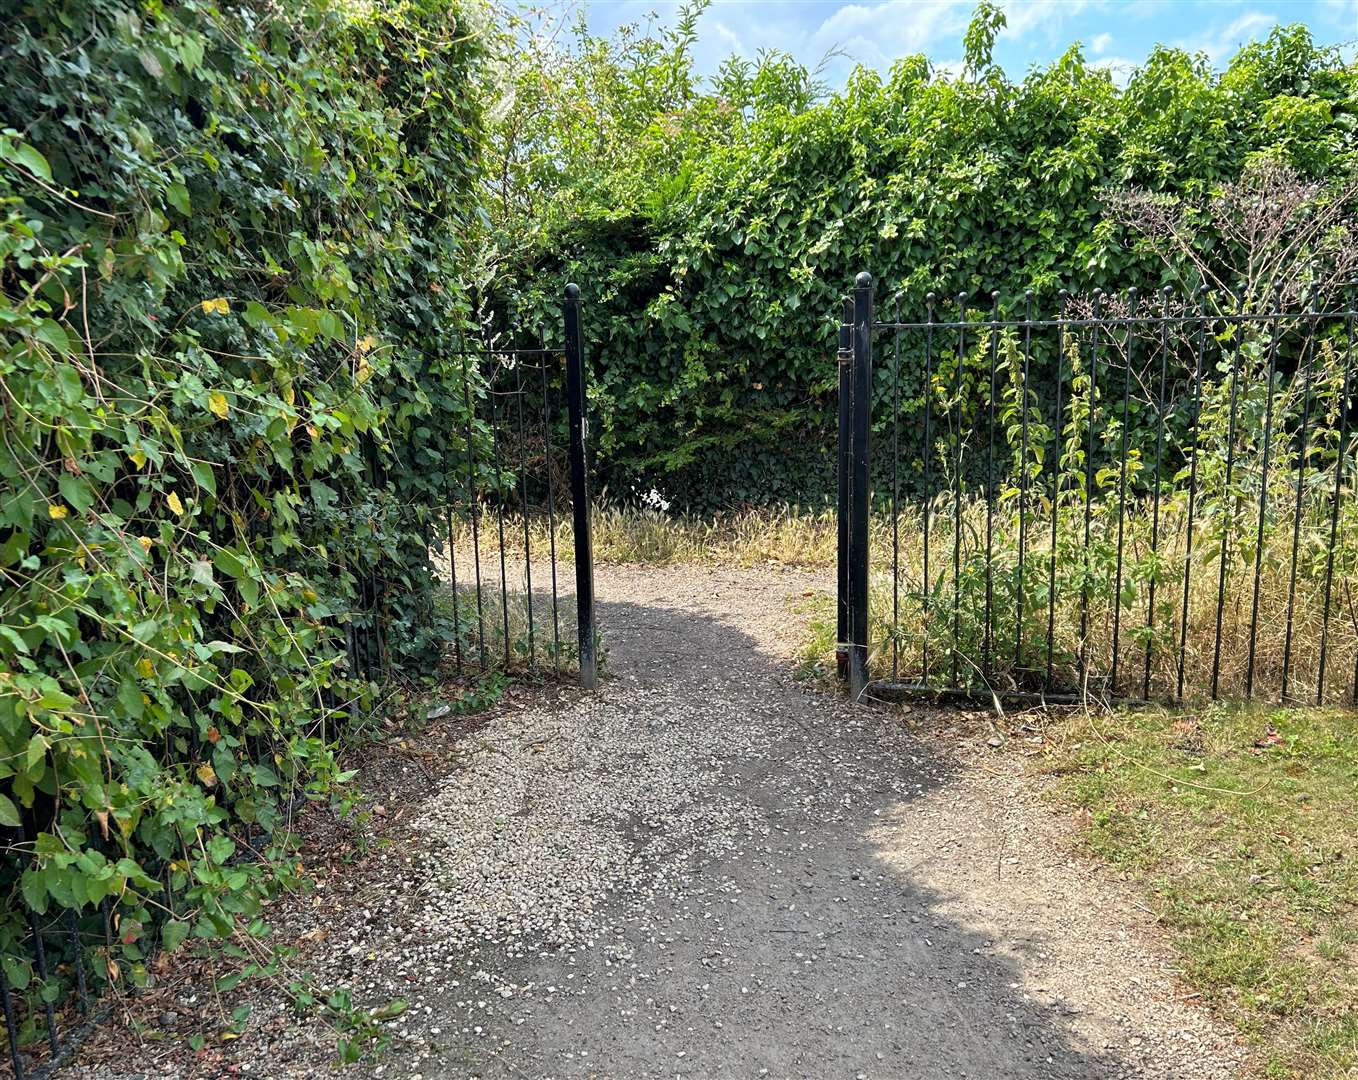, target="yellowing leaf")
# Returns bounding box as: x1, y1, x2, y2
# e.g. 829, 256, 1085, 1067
305, 424, 320, 439
355, 355, 372, 385
167, 491, 185, 515
356, 335, 378, 355
200, 297, 230, 315
208, 391, 230, 420
137, 657, 155, 678
196, 764, 217, 787
48, 504, 69, 520
128, 449, 148, 470
137, 535, 155, 551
